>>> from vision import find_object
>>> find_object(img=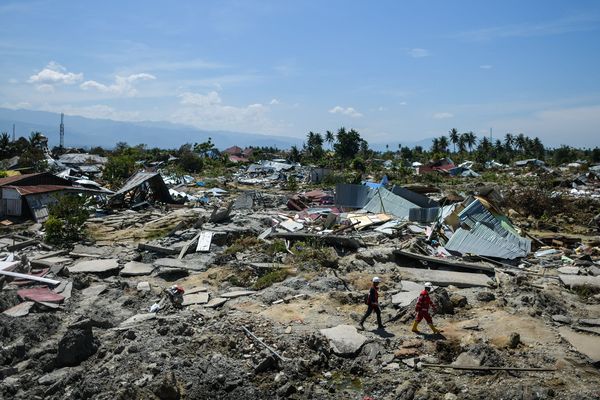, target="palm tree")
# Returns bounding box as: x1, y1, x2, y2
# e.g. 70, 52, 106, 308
438, 135, 449, 153
29, 131, 44, 149
449, 128, 459, 153
515, 133, 526, 153
431, 138, 440, 153
325, 130, 334, 149
465, 131, 477, 153
504, 133, 514, 152
458, 133, 468, 153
